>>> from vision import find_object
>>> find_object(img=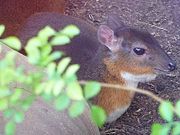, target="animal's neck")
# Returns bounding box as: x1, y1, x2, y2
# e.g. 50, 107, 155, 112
121, 71, 157, 87
102, 70, 139, 88
94, 68, 135, 116
104, 71, 157, 88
